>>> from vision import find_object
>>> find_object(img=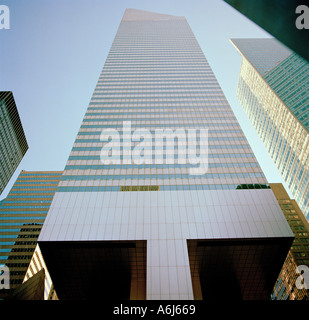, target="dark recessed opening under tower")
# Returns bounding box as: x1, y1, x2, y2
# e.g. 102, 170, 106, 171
187, 237, 293, 300
39, 240, 146, 300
